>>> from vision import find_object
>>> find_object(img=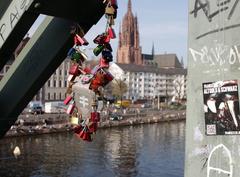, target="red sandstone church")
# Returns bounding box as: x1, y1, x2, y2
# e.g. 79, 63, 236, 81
117, 0, 184, 69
